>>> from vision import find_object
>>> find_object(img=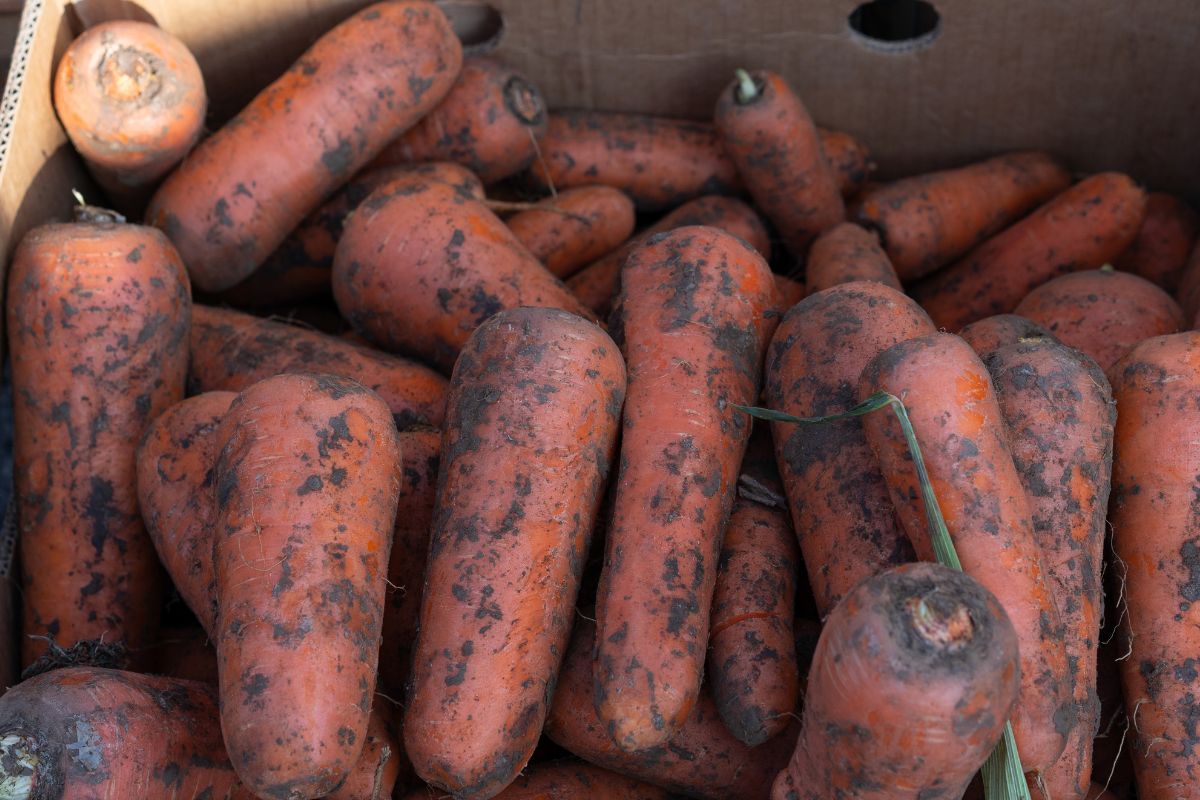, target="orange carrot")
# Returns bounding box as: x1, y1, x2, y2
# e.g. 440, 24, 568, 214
1114, 191, 1199, 293
326, 703, 403, 800
804, 221, 900, 295
959, 313, 1055, 360
818, 128, 875, 198
773, 274, 805, 310
505, 186, 636, 278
